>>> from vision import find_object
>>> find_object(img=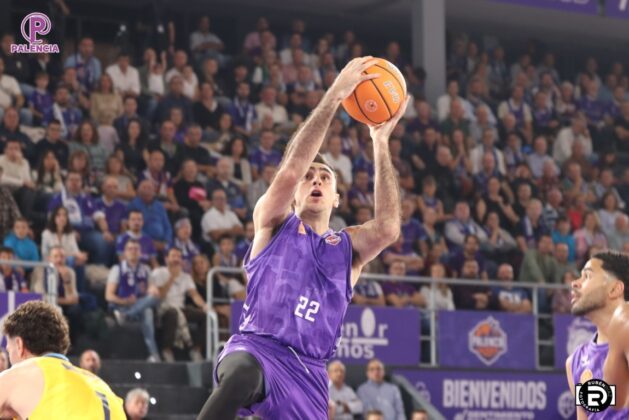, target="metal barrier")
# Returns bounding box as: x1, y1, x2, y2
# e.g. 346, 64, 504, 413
0, 259, 59, 306
205, 266, 570, 369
